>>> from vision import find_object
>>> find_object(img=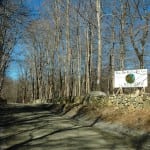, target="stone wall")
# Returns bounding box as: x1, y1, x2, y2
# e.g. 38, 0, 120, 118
108, 94, 150, 110
81, 92, 150, 110
30, 93, 150, 110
